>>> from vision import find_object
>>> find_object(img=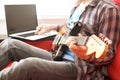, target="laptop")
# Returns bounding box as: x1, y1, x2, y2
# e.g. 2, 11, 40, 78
4, 4, 57, 41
